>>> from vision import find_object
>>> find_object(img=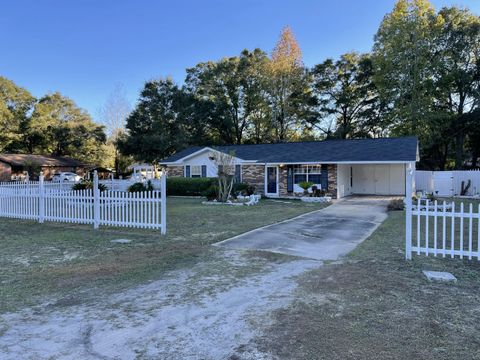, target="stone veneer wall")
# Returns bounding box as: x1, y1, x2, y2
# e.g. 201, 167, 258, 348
327, 164, 337, 198
277, 164, 338, 199
242, 165, 265, 195
278, 166, 289, 197
167, 165, 184, 177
